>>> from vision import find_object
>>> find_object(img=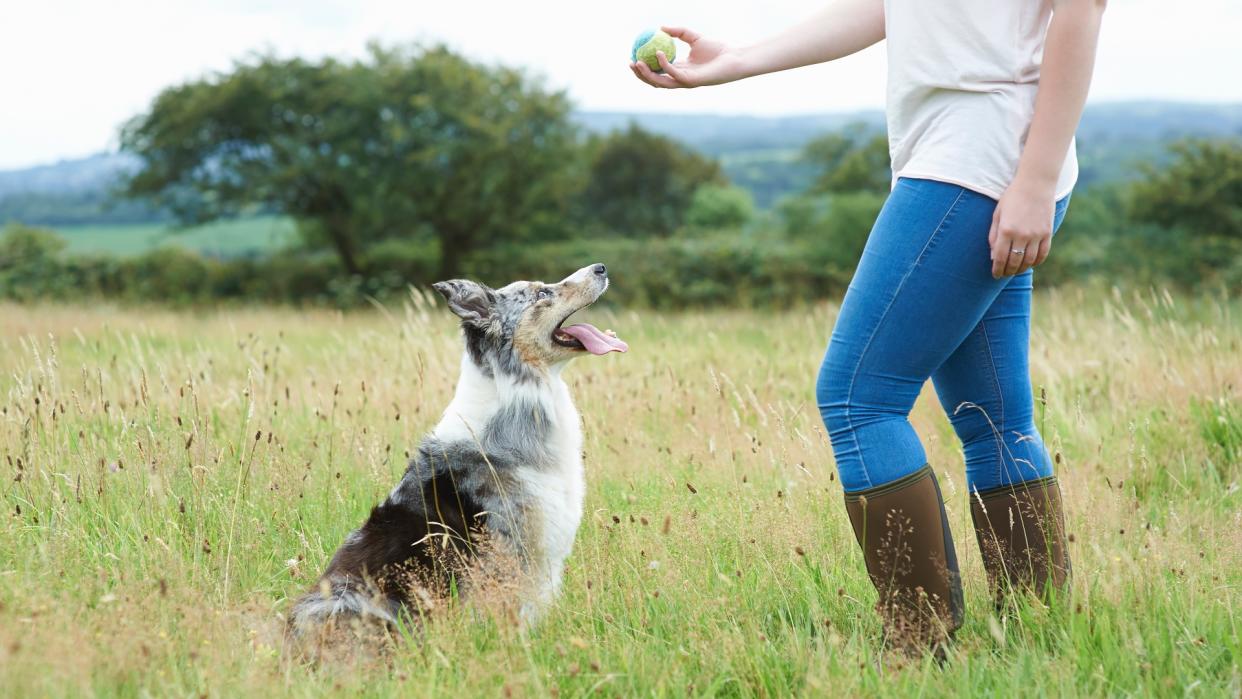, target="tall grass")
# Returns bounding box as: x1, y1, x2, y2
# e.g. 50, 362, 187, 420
0, 286, 1238, 697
